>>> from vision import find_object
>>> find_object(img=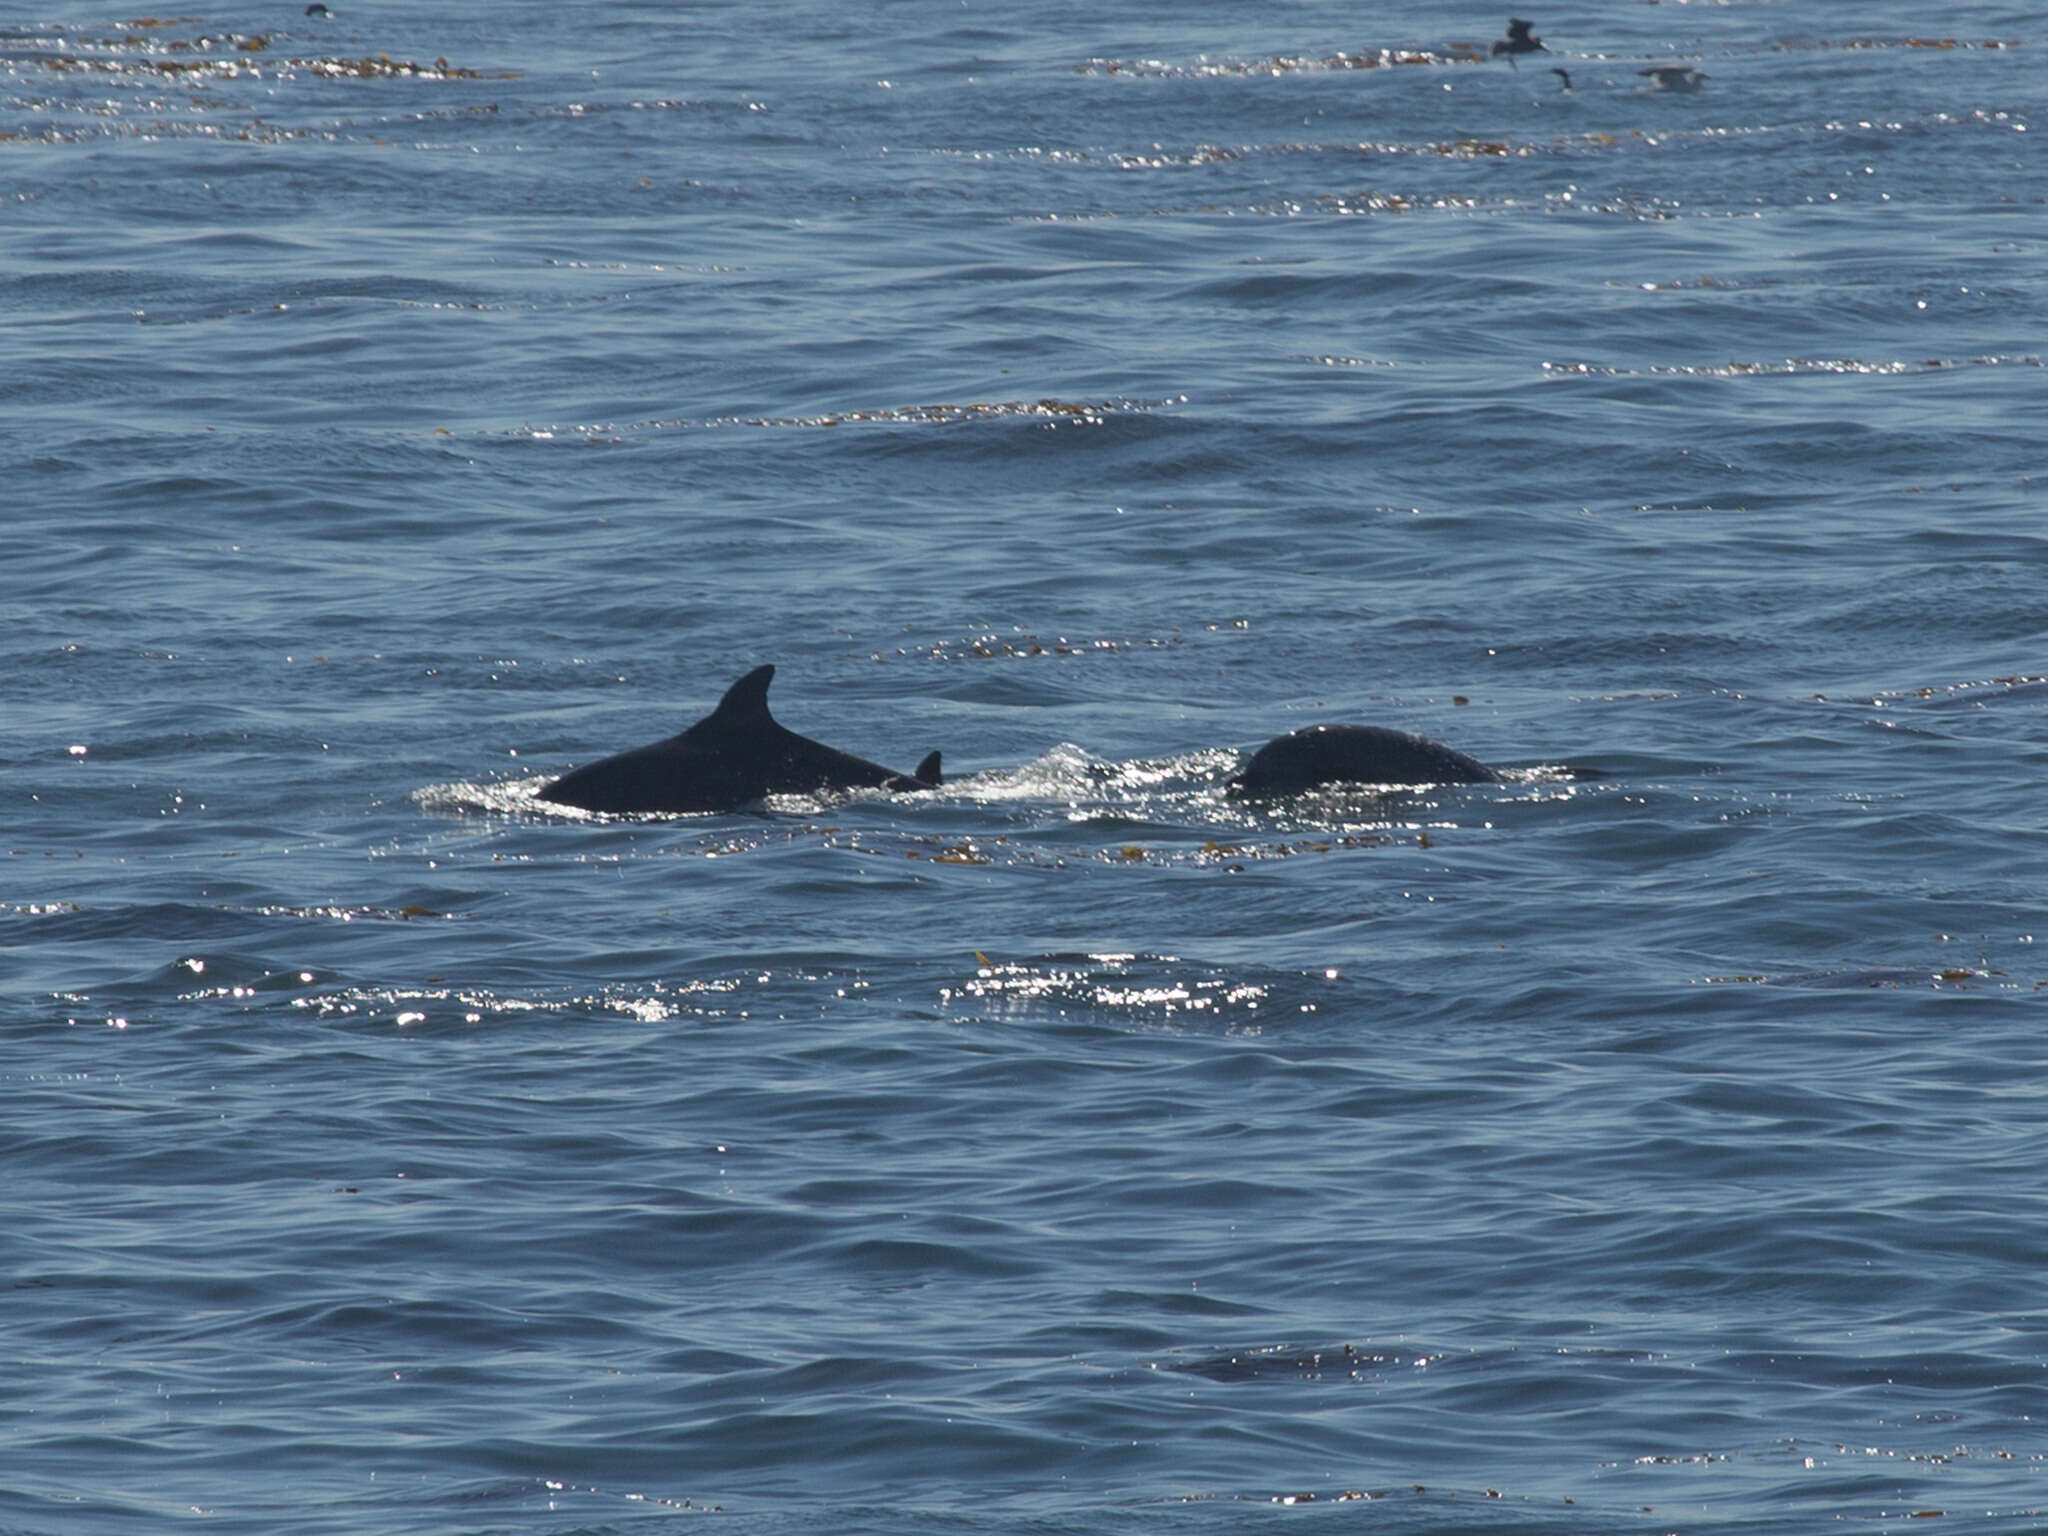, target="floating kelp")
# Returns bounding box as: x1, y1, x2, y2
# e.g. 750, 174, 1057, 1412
1307, 33, 2027, 62
1769, 36, 2020, 52
17, 20, 517, 82
301, 53, 512, 80
1849, 673, 2048, 707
